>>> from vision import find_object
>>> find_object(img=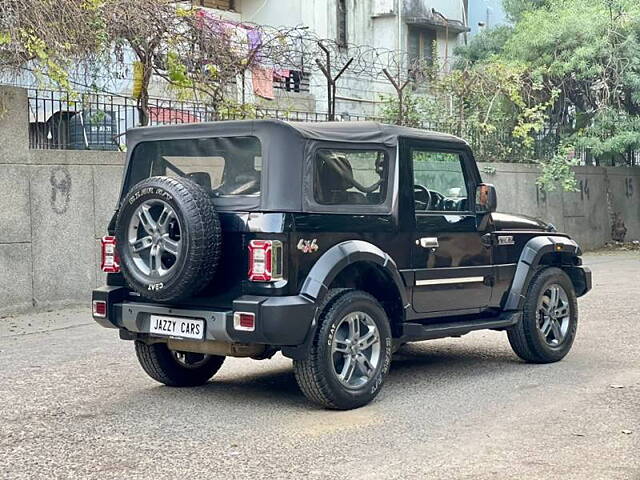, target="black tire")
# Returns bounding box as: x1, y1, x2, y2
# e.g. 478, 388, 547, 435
507, 267, 578, 363
116, 176, 221, 302
135, 341, 225, 387
293, 289, 393, 410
